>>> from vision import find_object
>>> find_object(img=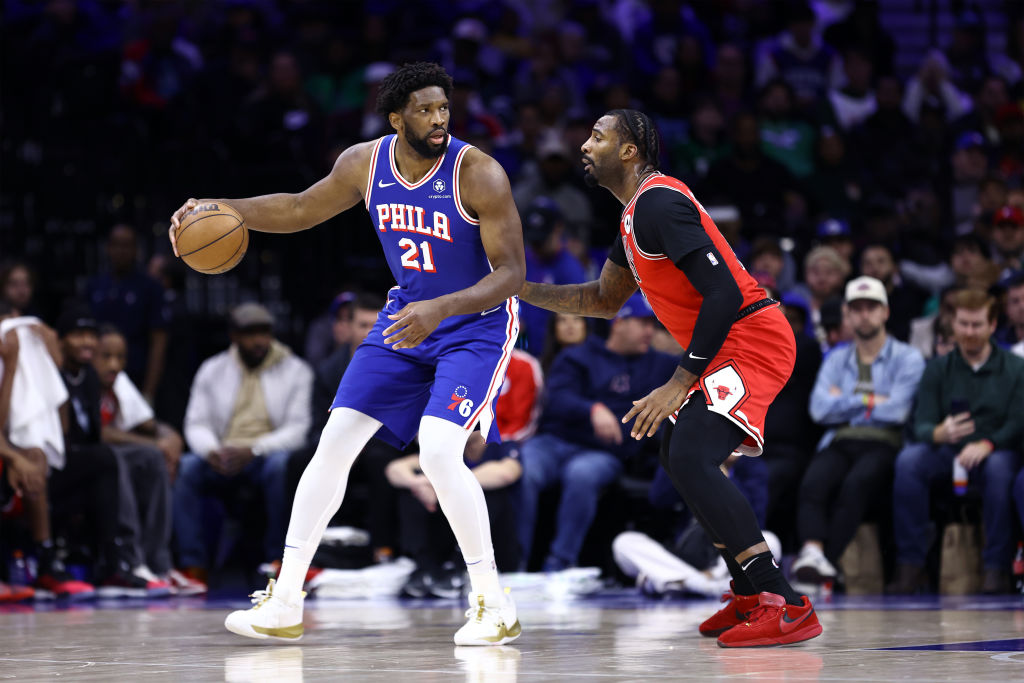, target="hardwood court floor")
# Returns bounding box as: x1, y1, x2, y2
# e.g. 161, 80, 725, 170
2, 593, 1023, 681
